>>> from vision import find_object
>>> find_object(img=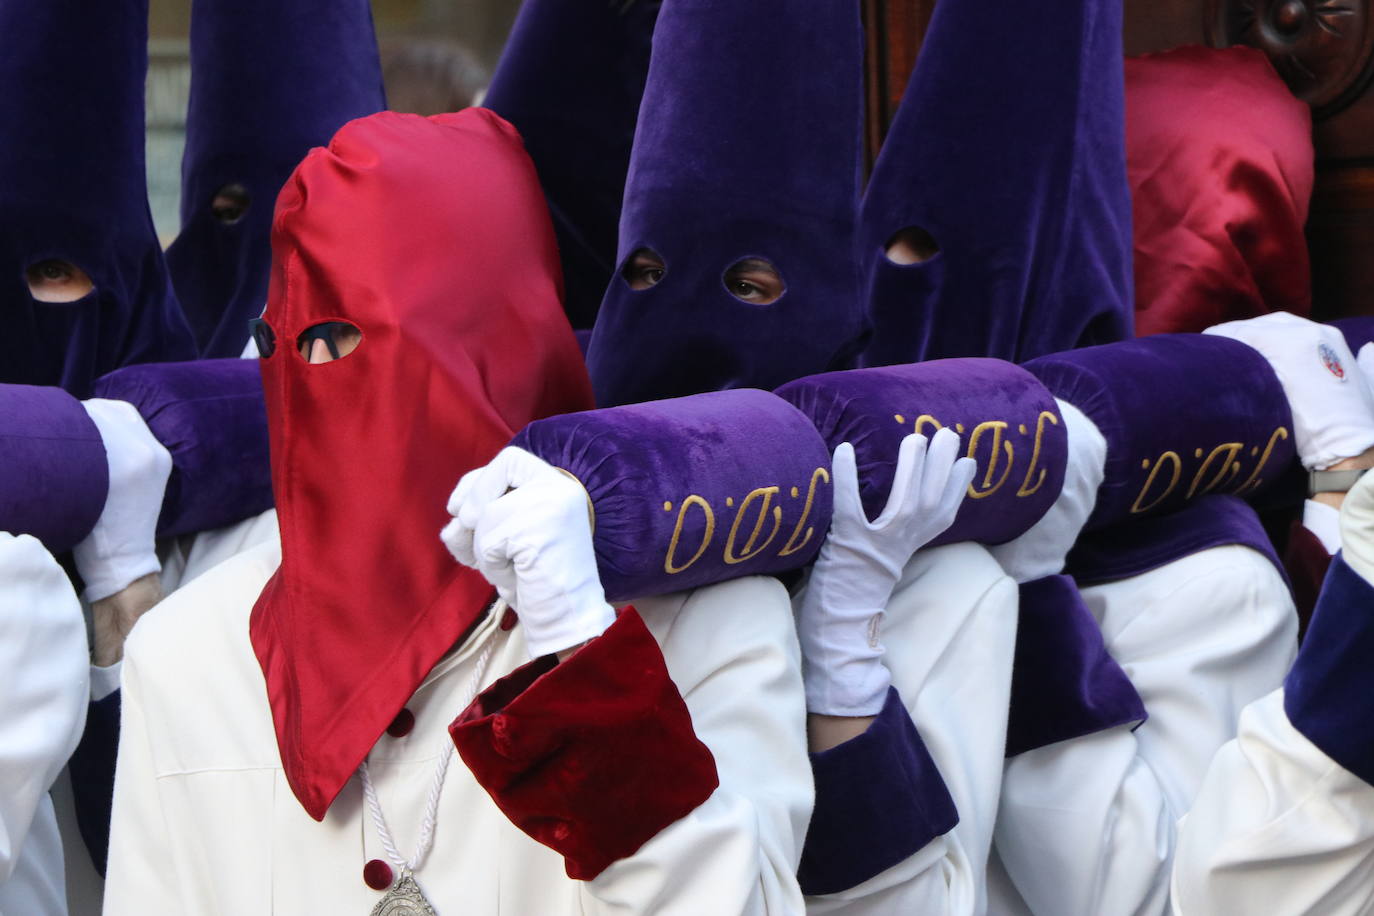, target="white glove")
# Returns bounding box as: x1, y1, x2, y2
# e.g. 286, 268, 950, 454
798, 428, 977, 716
989, 400, 1106, 583
1339, 466, 1374, 586
74, 399, 171, 602
1205, 312, 1374, 469
441, 447, 615, 659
